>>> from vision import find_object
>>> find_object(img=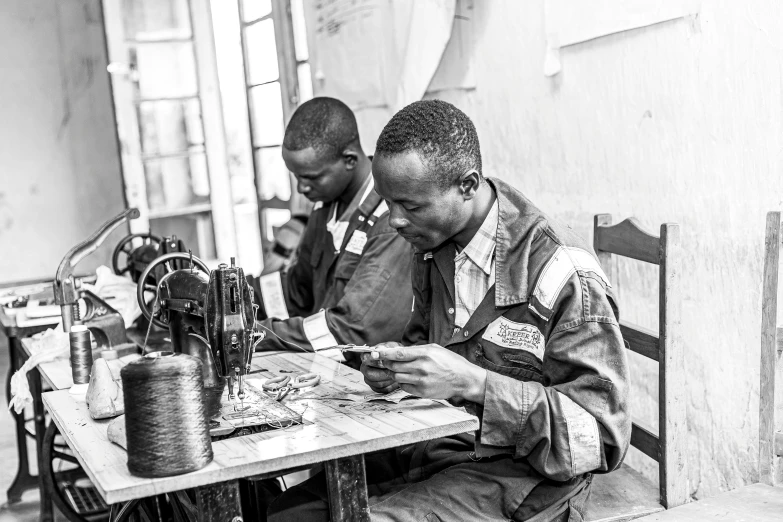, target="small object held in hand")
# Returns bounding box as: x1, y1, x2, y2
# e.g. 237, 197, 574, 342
338, 344, 373, 353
